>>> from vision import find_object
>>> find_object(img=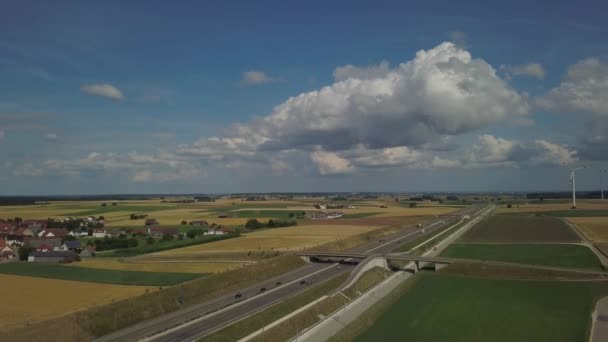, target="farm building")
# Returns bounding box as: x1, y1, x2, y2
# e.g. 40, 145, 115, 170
204, 229, 226, 236
39, 228, 69, 239
149, 227, 179, 237
1, 246, 15, 259
28, 251, 79, 263
79, 245, 96, 258
60, 240, 82, 252
145, 218, 159, 226
92, 229, 106, 238
190, 220, 209, 226
25, 237, 62, 250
